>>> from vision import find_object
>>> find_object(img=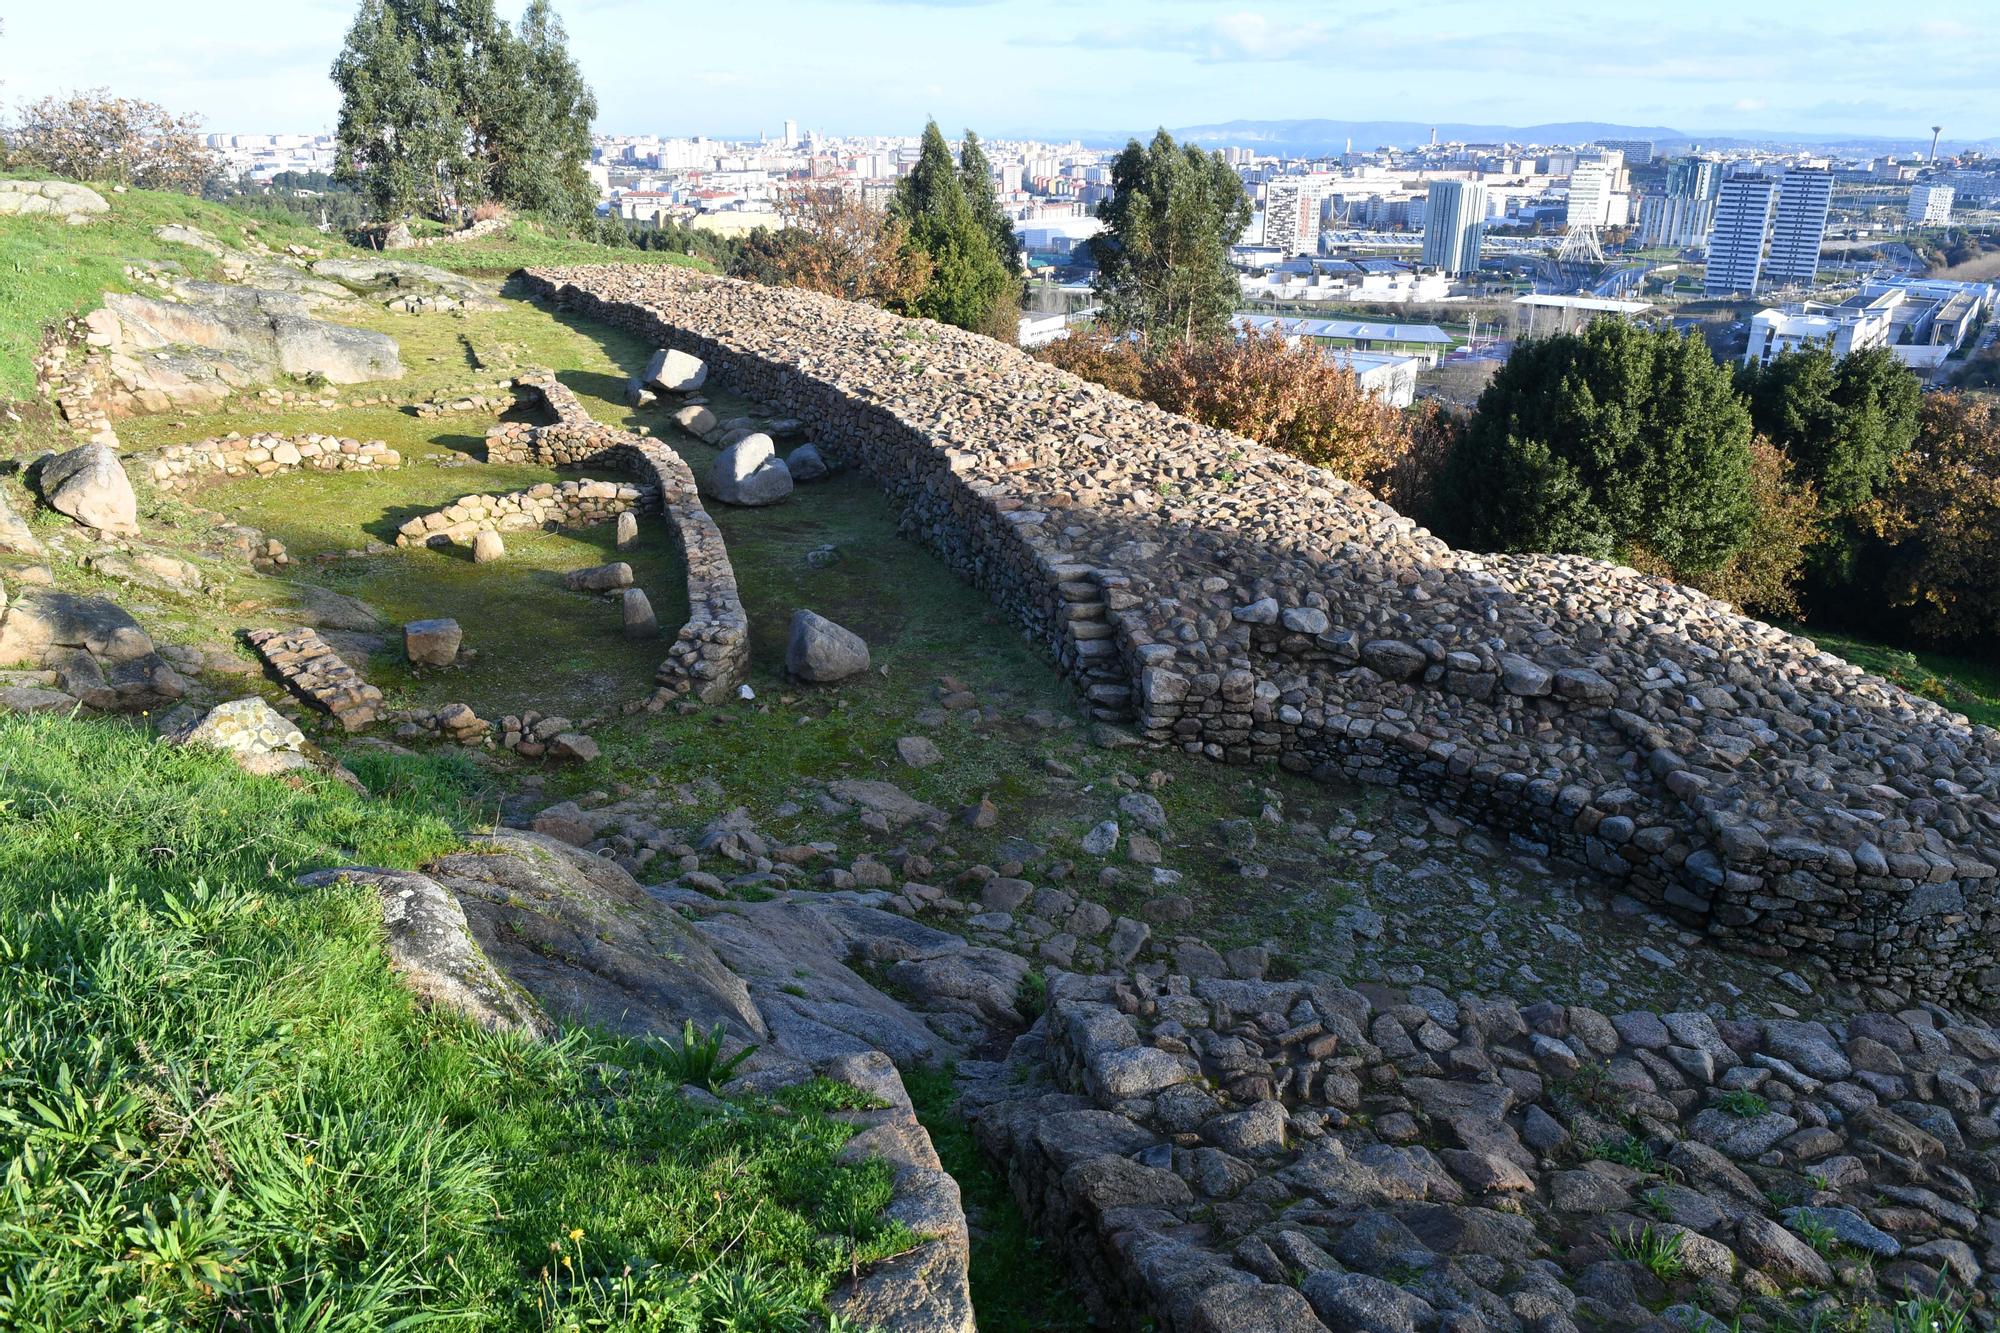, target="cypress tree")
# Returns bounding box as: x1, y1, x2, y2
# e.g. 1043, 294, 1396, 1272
959, 129, 1023, 276
891, 120, 1015, 338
